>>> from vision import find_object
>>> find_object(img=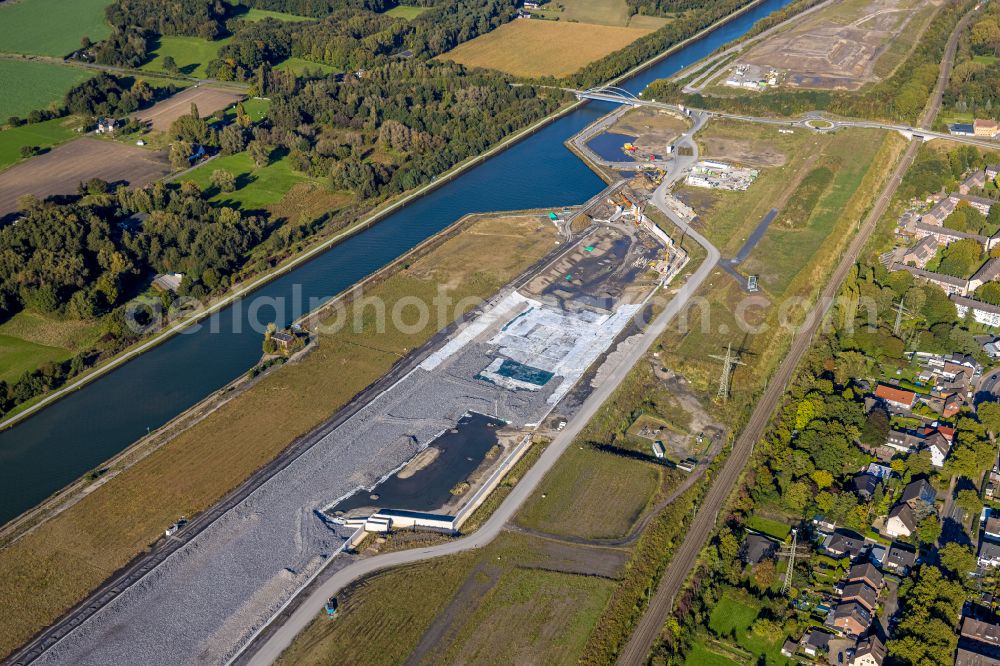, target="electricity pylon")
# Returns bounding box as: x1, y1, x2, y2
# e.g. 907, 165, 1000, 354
709, 343, 746, 401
